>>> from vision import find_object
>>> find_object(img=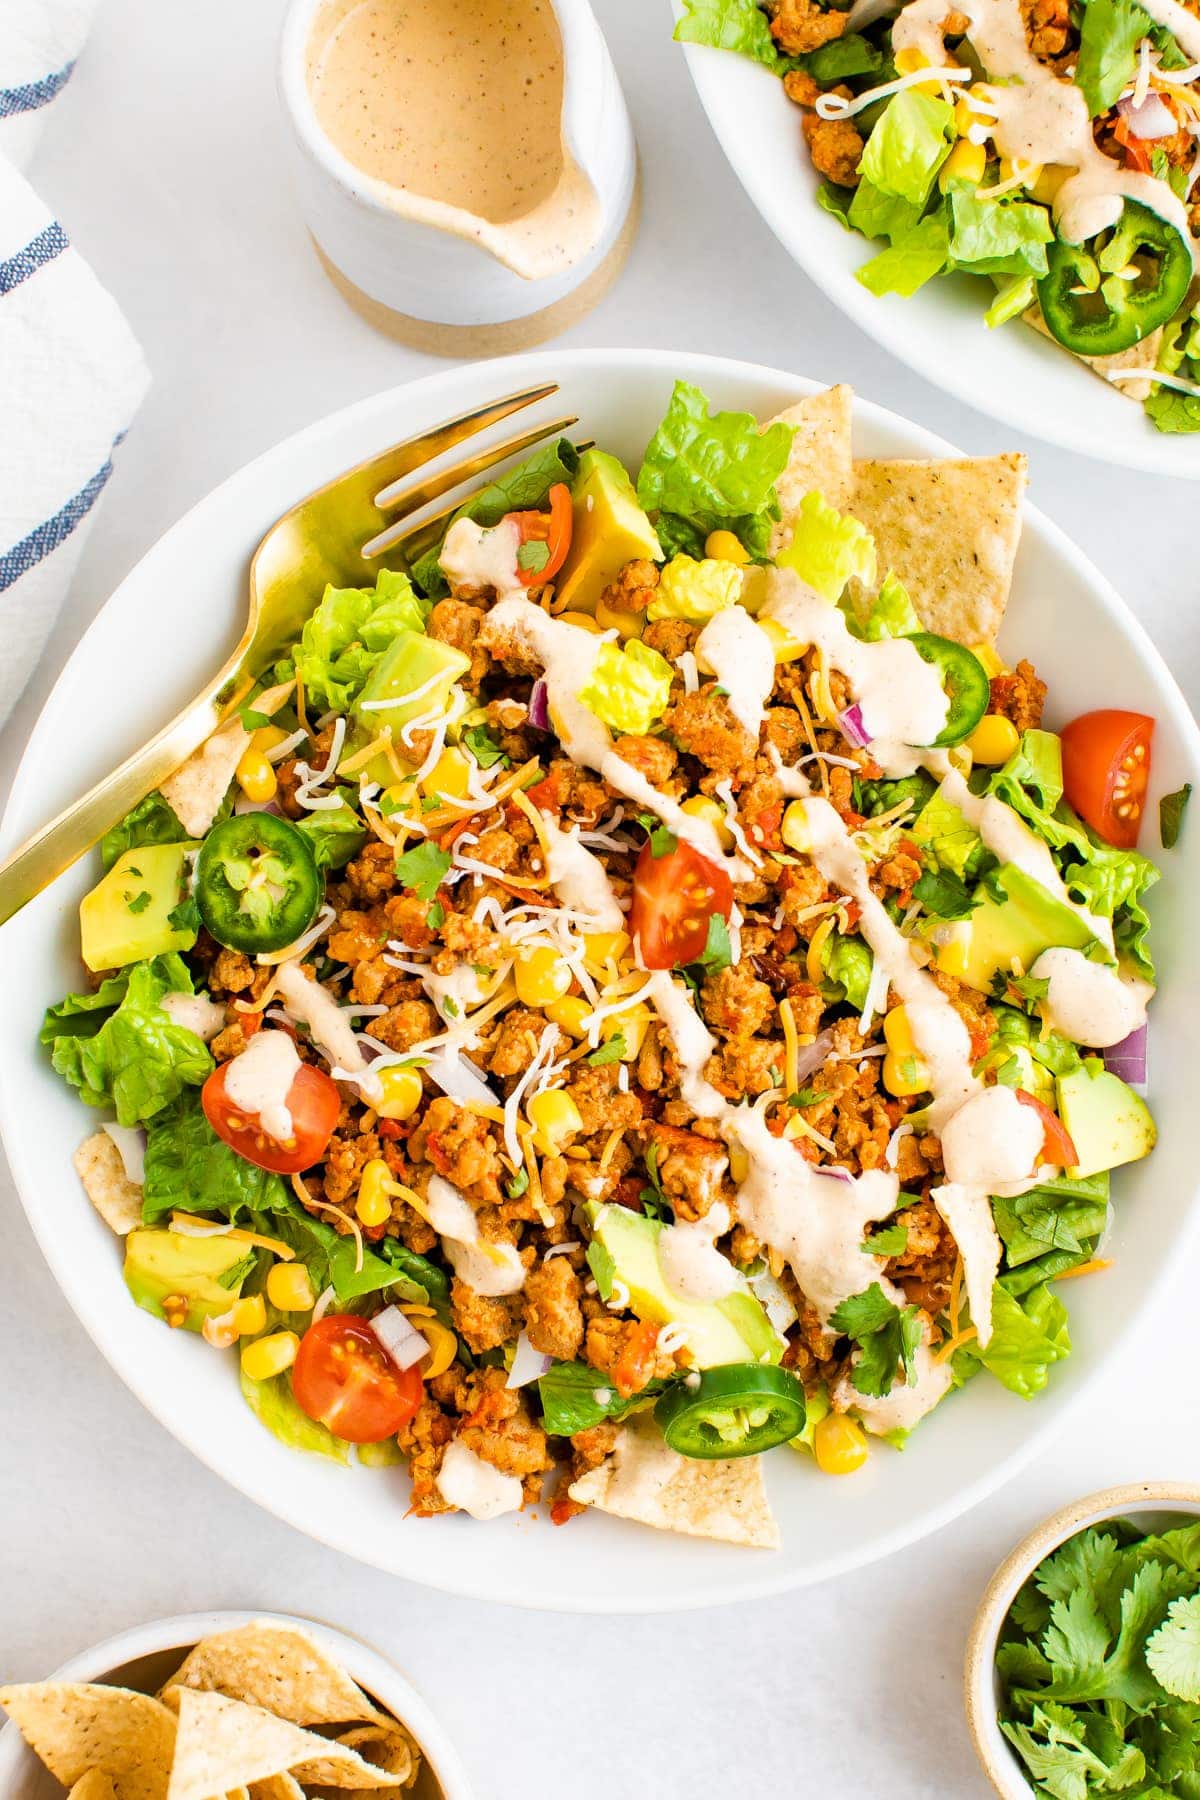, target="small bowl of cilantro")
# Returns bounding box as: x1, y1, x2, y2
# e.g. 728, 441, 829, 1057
965, 1483, 1200, 1798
